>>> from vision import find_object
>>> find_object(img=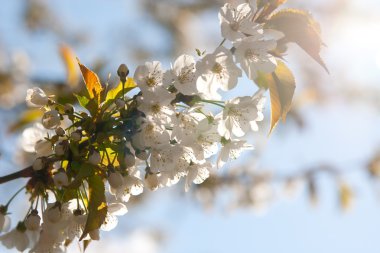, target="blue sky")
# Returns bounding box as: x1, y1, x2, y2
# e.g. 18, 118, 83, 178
0, 1, 380, 253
